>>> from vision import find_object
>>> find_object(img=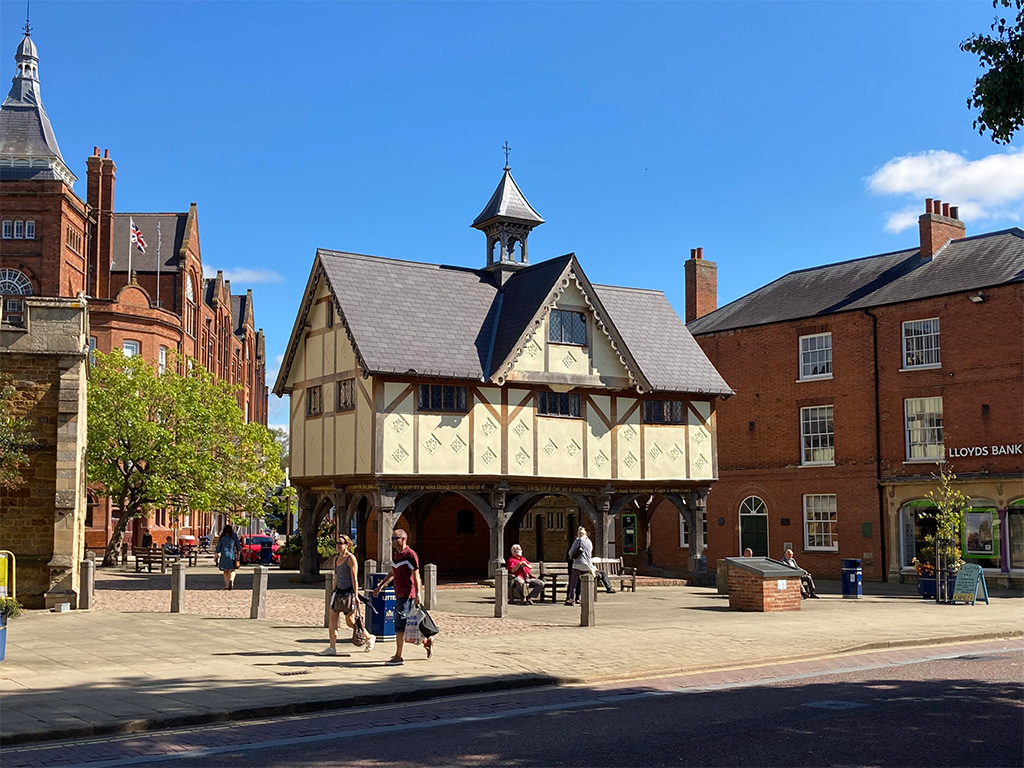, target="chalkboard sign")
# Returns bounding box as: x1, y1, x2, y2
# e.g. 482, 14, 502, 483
951, 563, 990, 606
